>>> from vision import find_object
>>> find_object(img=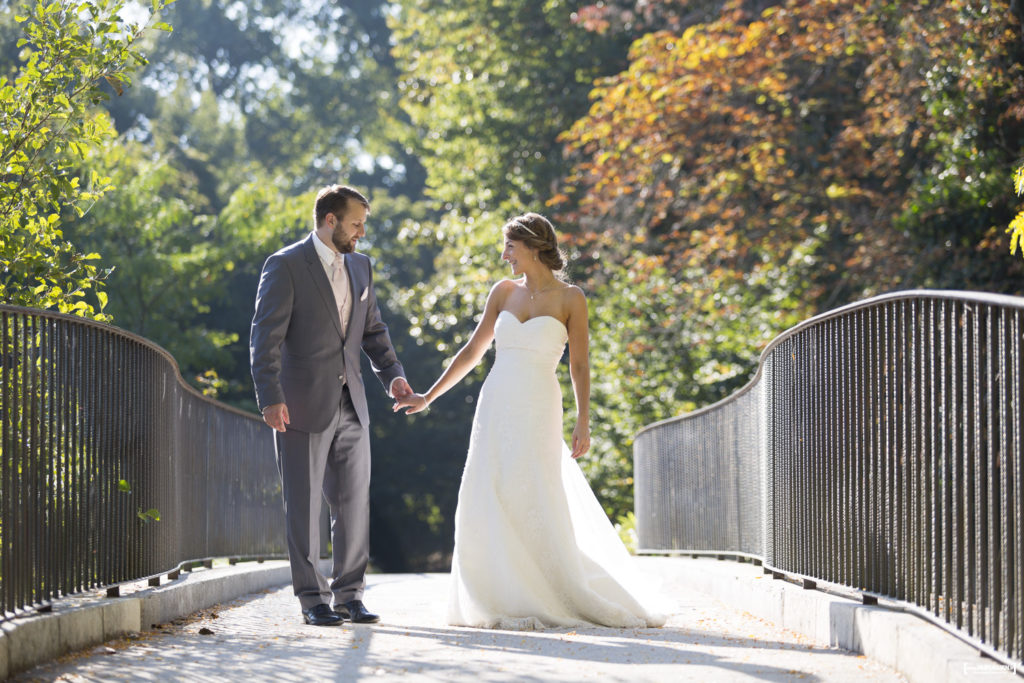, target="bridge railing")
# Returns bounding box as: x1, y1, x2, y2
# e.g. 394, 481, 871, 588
0, 304, 286, 619
634, 289, 1023, 670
